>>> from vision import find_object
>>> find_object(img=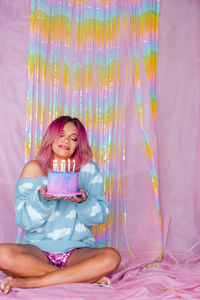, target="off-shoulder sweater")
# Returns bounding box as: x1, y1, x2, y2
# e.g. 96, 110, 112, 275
15, 161, 109, 253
